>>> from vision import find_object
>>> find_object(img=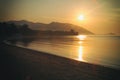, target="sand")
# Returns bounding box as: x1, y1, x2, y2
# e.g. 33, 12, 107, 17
0, 43, 120, 80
